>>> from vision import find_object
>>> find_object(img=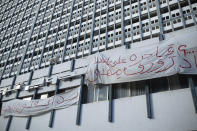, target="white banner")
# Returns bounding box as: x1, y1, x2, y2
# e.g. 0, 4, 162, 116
1, 87, 79, 117
85, 30, 197, 85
